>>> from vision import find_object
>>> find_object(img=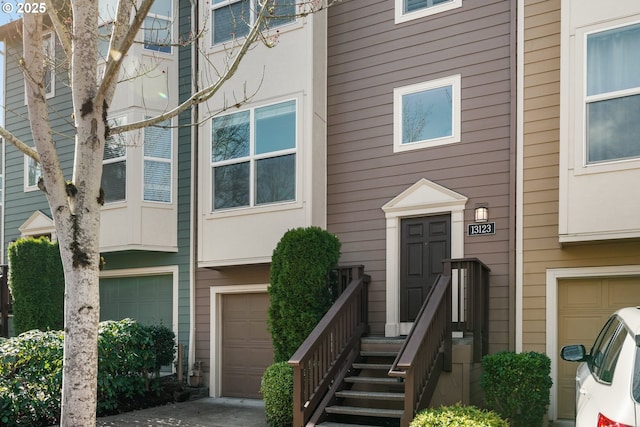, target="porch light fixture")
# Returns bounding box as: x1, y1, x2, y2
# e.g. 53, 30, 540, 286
474, 206, 489, 223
